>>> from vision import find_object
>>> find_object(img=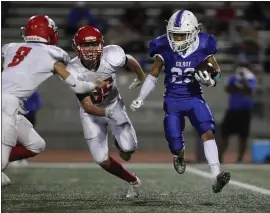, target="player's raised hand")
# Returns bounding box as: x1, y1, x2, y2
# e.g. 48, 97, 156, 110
129, 78, 144, 89
130, 98, 143, 112
194, 70, 215, 87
